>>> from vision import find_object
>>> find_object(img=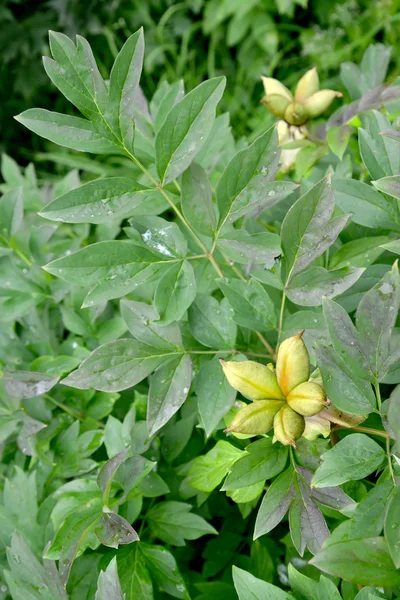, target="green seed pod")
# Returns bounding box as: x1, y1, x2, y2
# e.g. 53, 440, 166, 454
220, 359, 285, 401
286, 381, 328, 416
273, 404, 305, 447
284, 102, 308, 126
276, 332, 310, 397
261, 93, 291, 119
261, 76, 293, 102
225, 400, 285, 434
303, 90, 342, 118
295, 67, 319, 102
